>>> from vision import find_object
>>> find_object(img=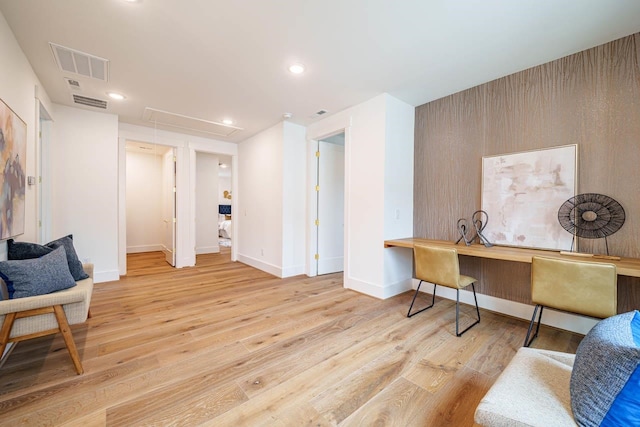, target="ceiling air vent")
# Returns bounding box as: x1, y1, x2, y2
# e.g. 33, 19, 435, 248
310, 109, 329, 118
64, 77, 82, 91
143, 108, 243, 137
50, 42, 109, 82
73, 94, 108, 109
